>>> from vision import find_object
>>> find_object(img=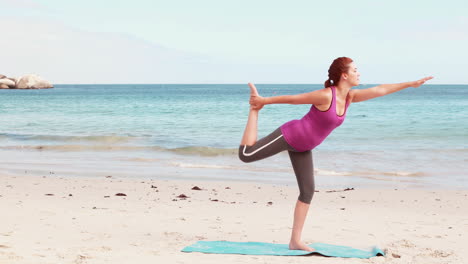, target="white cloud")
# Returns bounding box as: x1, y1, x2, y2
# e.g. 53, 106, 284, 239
0, 18, 314, 84
0, 0, 45, 9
